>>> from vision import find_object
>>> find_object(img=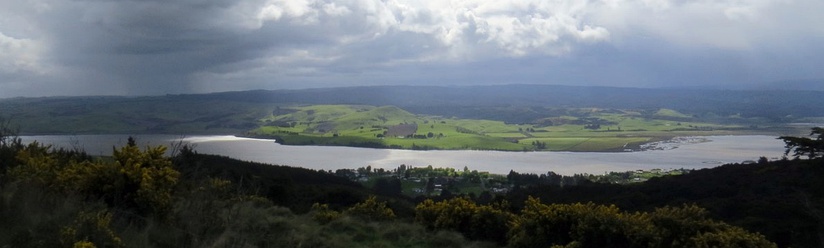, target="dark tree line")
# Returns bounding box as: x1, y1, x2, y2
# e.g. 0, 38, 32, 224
506, 170, 586, 187
779, 127, 824, 159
